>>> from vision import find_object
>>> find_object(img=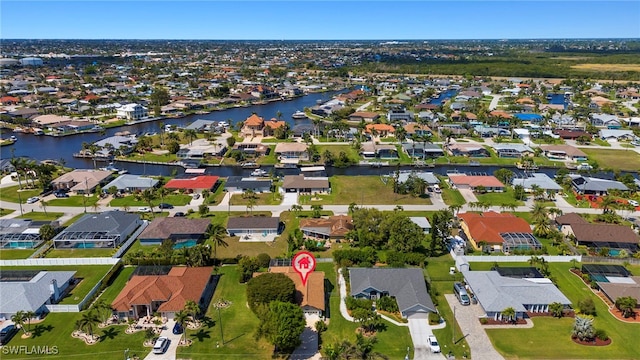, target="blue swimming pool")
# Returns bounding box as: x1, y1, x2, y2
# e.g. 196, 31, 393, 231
173, 239, 198, 249
73, 243, 96, 249
514, 113, 543, 122
3, 241, 39, 249
609, 249, 621, 257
